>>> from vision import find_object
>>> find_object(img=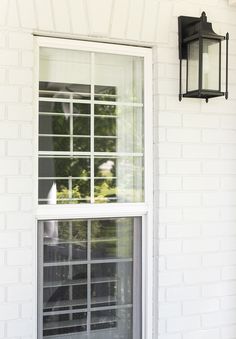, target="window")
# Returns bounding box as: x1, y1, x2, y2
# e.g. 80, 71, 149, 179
36, 38, 153, 339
